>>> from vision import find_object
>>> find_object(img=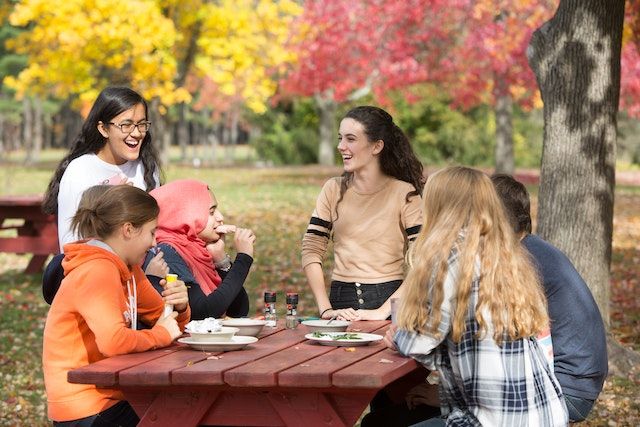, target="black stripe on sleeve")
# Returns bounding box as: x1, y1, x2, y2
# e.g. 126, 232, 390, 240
310, 217, 332, 230
406, 225, 422, 236
306, 229, 330, 239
